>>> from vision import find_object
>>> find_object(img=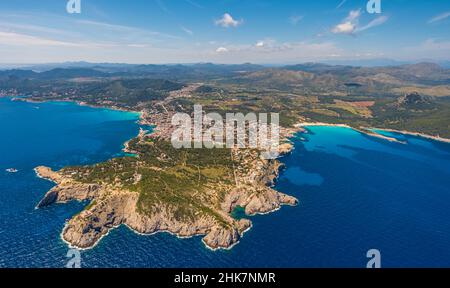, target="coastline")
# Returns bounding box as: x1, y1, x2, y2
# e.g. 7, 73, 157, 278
11, 96, 150, 158
12, 95, 150, 146
295, 122, 352, 128
295, 122, 450, 145
369, 128, 450, 144
295, 122, 403, 143
13, 96, 450, 145
59, 212, 255, 252
11, 96, 143, 120
27, 98, 295, 252
34, 150, 297, 251
27, 98, 448, 252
